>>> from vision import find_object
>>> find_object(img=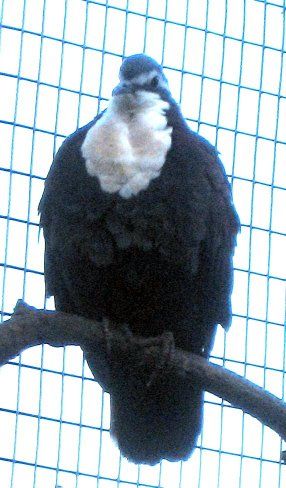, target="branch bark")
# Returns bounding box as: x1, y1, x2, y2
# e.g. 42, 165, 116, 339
0, 300, 285, 461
